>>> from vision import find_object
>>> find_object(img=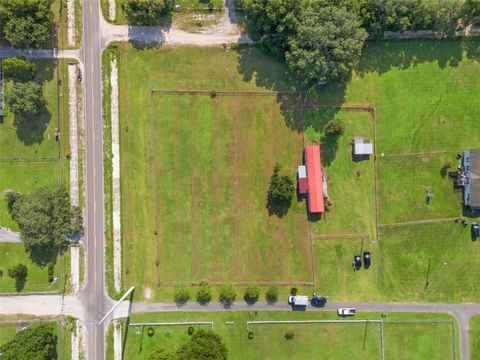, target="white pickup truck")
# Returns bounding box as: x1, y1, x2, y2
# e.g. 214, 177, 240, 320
337, 308, 356, 316
288, 295, 309, 306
